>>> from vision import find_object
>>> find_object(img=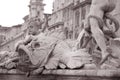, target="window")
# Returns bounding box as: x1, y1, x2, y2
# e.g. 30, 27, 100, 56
63, 9, 67, 21
37, 11, 40, 16
75, 11, 80, 27
81, 6, 86, 20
